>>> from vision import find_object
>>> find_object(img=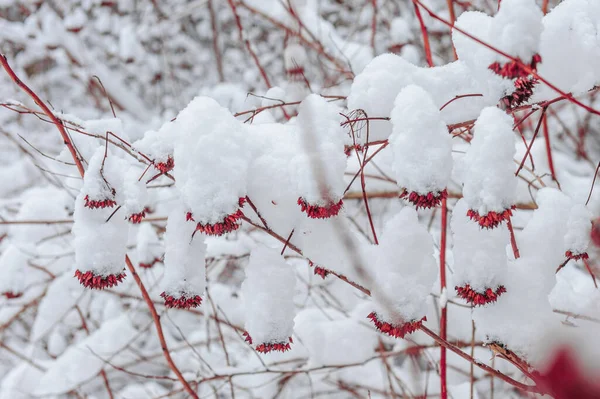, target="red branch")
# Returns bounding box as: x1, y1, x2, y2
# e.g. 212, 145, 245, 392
124, 256, 199, 398
413, 2, 434, 67
0, 55, 86, 177
440, 197, 448, 399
